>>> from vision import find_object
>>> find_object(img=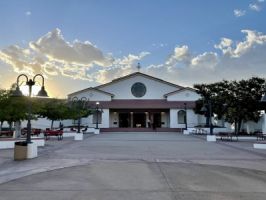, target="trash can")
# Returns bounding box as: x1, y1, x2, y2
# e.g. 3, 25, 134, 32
14, 141, 38, 160
14, 141, 28, 161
